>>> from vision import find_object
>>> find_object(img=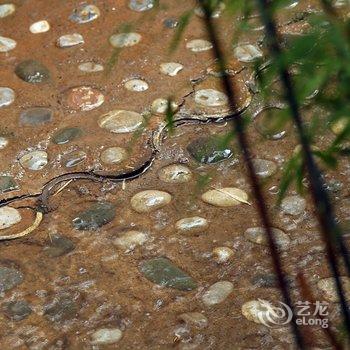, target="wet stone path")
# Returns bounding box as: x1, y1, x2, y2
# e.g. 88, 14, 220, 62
0, 0, 350, 349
